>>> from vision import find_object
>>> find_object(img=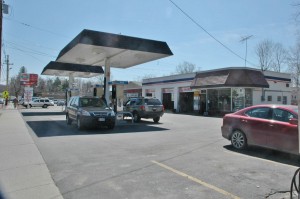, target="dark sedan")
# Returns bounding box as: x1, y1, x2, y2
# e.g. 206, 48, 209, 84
221, 104, 299, 155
